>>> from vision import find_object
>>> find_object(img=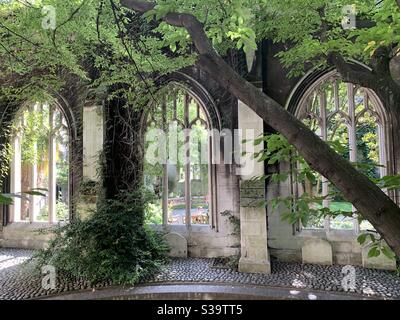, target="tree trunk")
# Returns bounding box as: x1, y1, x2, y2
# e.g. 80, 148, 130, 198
120, 0, 400, 257
102, 95, 144, 200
